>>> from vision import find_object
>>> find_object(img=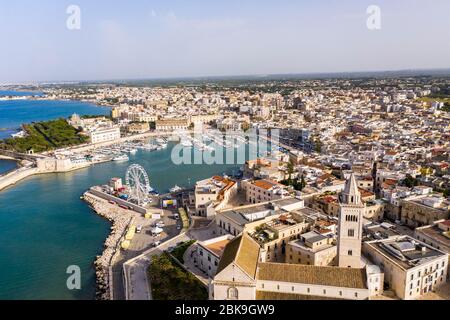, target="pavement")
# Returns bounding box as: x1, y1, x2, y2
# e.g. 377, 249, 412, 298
120, 207, 191, 300
111, 204, 183, 300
